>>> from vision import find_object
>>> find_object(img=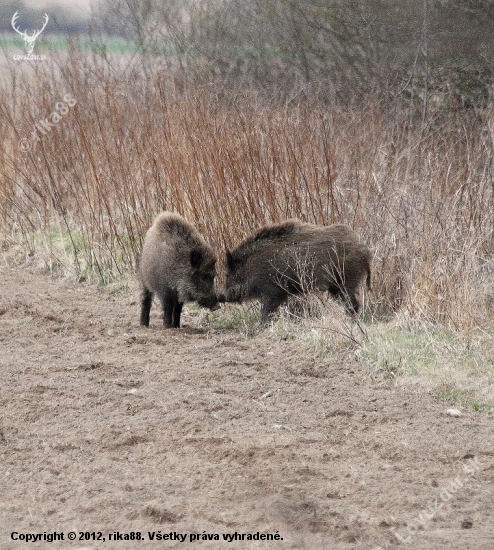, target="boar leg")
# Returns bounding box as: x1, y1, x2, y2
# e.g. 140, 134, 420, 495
260, 295, 284, 324
328, 284, 360, 316
140, 287, 153, 327
161, 289, 179, 328
172, 302, 183, 328
344, 291, 360, 315
218, 288, 240, 303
